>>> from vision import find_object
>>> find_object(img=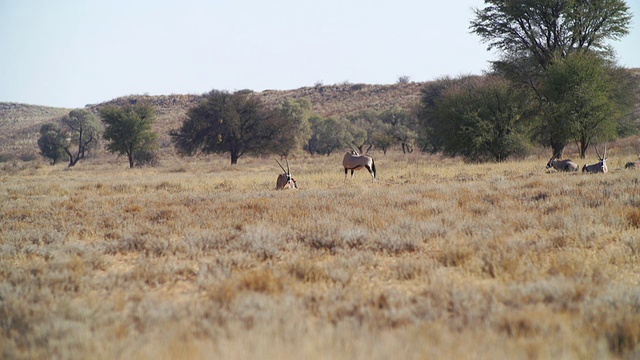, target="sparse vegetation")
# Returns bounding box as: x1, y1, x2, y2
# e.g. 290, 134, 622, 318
1, 151, 640, 359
